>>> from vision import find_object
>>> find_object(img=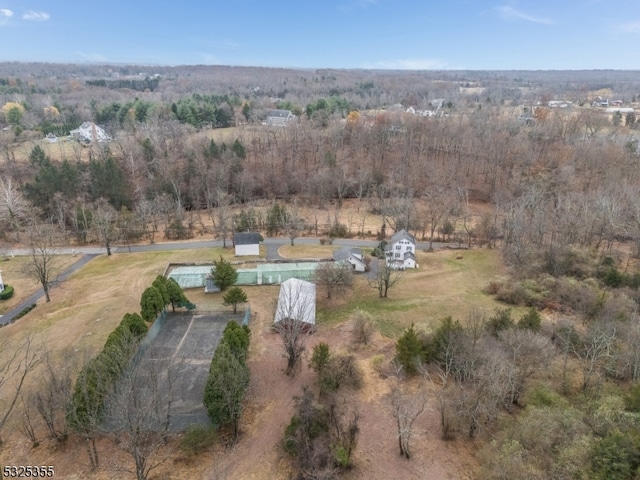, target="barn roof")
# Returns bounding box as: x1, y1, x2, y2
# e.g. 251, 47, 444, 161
234, 232, 261, 245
